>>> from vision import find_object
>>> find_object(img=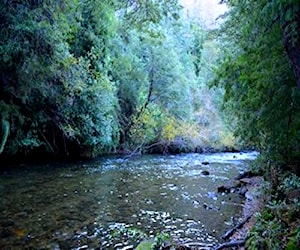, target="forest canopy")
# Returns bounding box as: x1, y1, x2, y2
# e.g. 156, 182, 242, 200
0, 0, 231, 161
1, 0, 299, 169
